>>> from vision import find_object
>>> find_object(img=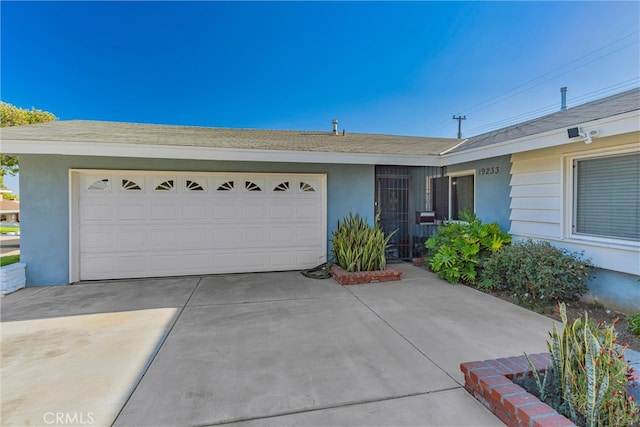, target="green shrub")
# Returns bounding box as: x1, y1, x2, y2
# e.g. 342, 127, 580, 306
628, 313, 640, 337
483, 240, 593, 304
424, 211, 510, 284
529, 303, 639, 426
331, 211, 394, 272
